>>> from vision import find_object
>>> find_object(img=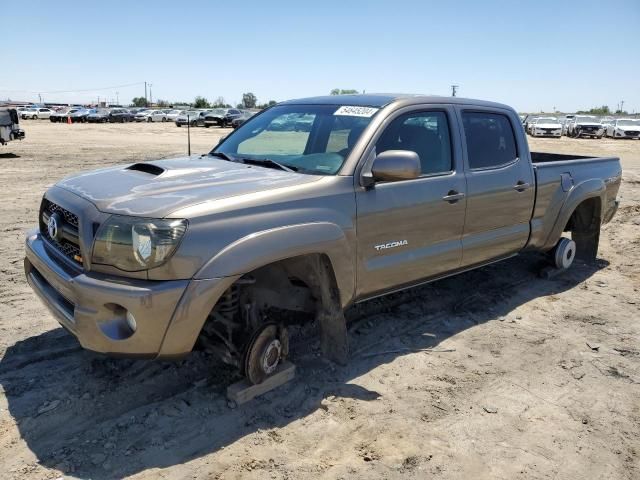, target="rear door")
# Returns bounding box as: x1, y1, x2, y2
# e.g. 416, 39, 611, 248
355, 106, 466, 298
457, 108, 535, 267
